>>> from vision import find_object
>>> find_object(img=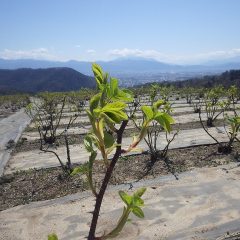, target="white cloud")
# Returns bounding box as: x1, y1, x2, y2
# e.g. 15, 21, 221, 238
1, 47, 240, 63
86, 49, 96, 54
194, 48, 240, 59
108, 48, 240, 63
0, 48, 60, 61
108, 48, 168, 59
